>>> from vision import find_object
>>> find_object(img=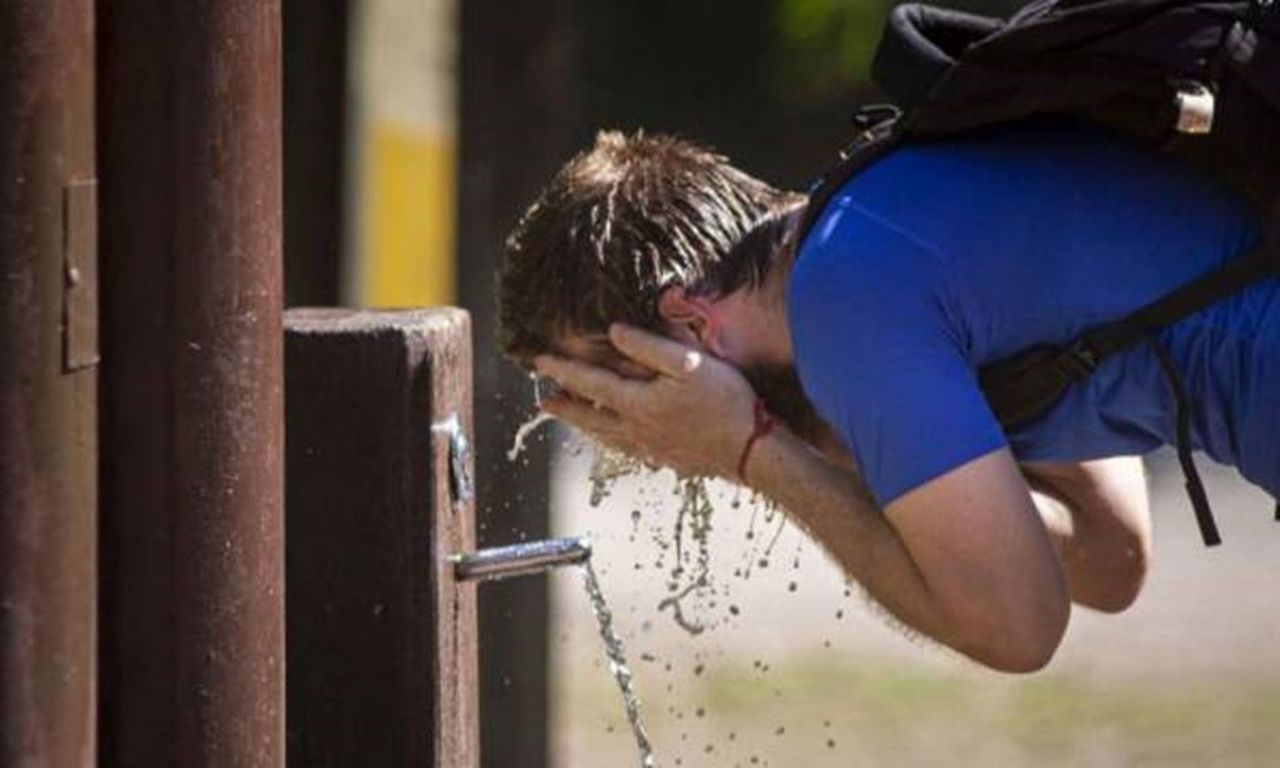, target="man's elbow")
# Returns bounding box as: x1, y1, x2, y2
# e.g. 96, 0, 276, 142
1071, 526, 1151, 614
956, 597, 1070, 674
1078, 566, 1146, 614
979, 634, 1062, 674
